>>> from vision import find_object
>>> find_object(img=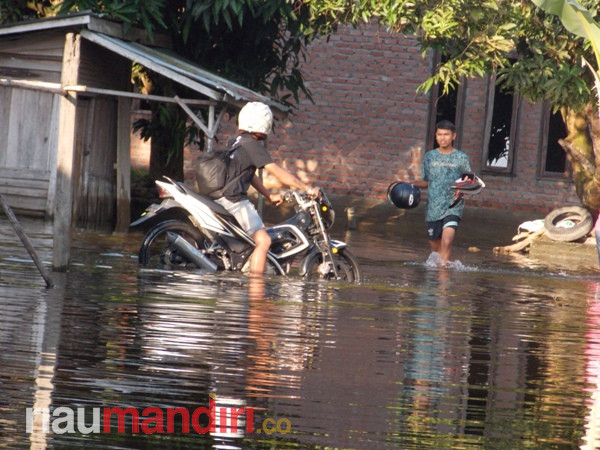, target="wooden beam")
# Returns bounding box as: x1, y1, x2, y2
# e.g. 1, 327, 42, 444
0, 78, 64, 95
207, 106, 227, 152
64, 84, 216, 105
174, 95, 211, 137
53, 33, 80, 271
0, 78, 218, 107
207, 104, 215, 152
0, 193, 55, 288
